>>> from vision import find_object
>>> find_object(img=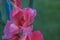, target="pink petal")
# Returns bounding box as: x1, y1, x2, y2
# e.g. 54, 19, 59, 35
21, 31, 43, 40
19, 26, 33, 40
10, 7, 24, 26
22, 25, 33, 35
23, 8, 36, 17
2, 21, 20, 39
19, 35, 27, 40
2, 20, 12, 39
9, 23, 20, 34
31, 31, 43, 40
10, 0, 21, 7
23, 8, 36, 27
10, 7, 22, 19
